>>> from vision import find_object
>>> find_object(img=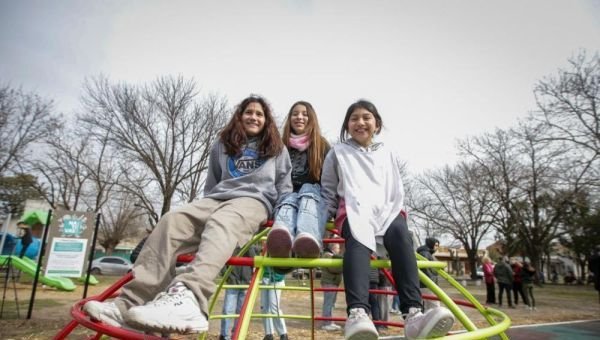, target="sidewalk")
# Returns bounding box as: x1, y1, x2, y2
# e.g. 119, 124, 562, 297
378, 320, 600, 339
505, 319, 600, 339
